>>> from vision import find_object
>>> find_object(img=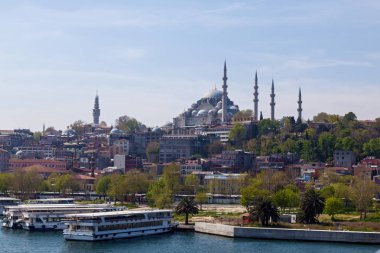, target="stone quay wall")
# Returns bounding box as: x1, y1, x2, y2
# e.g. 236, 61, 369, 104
195, 222, 380, 244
